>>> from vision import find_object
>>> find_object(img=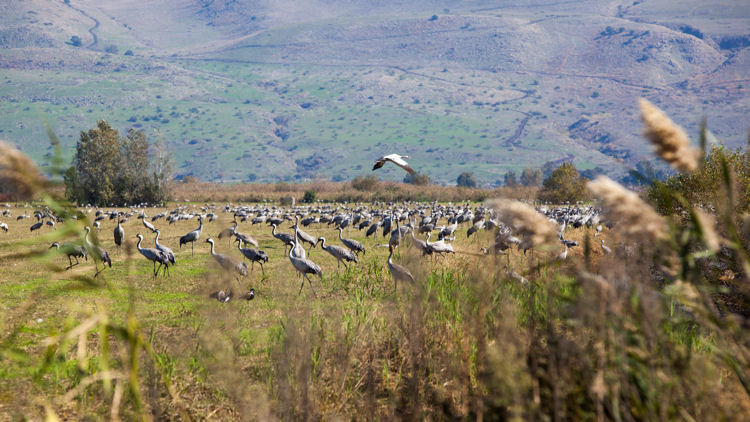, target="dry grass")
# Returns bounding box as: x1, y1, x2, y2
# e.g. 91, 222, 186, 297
170, 180, 539, 203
